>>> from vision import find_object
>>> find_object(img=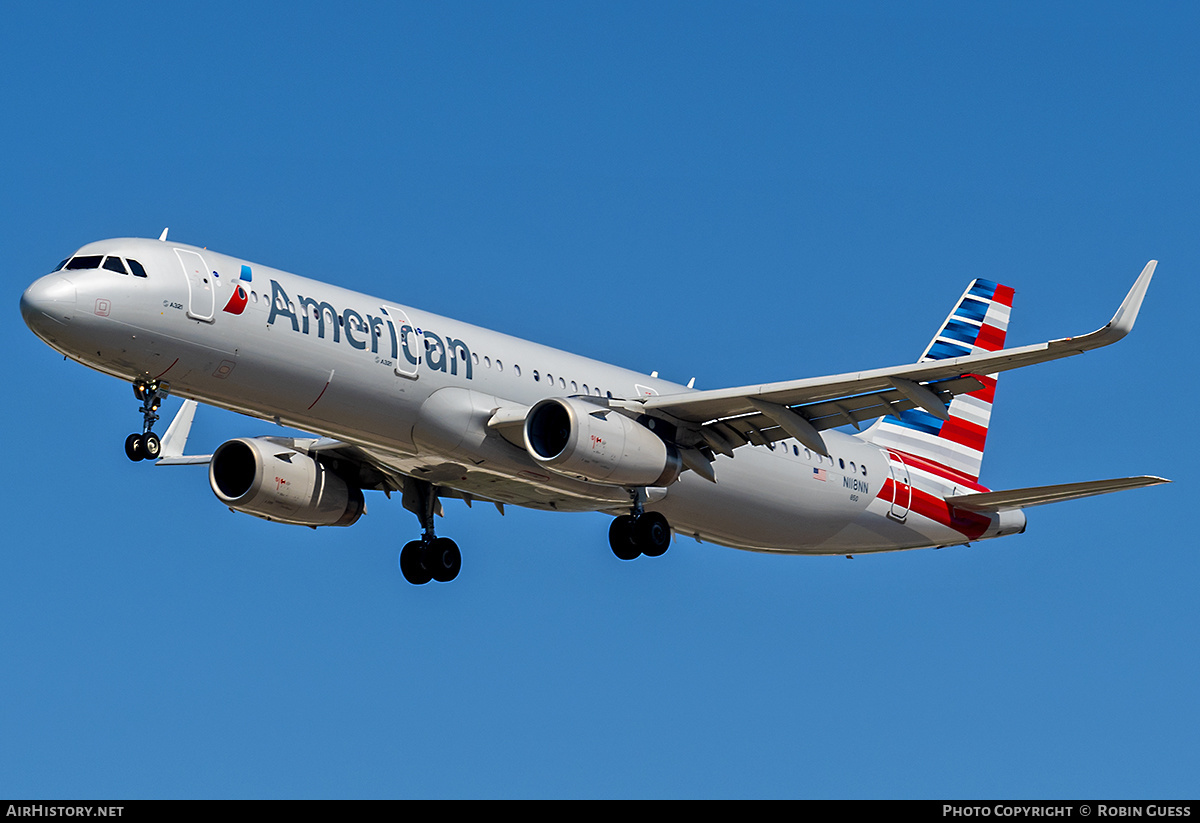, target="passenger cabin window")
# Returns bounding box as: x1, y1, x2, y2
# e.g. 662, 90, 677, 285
103, 256, 128, 275
127, 259, 148, 278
